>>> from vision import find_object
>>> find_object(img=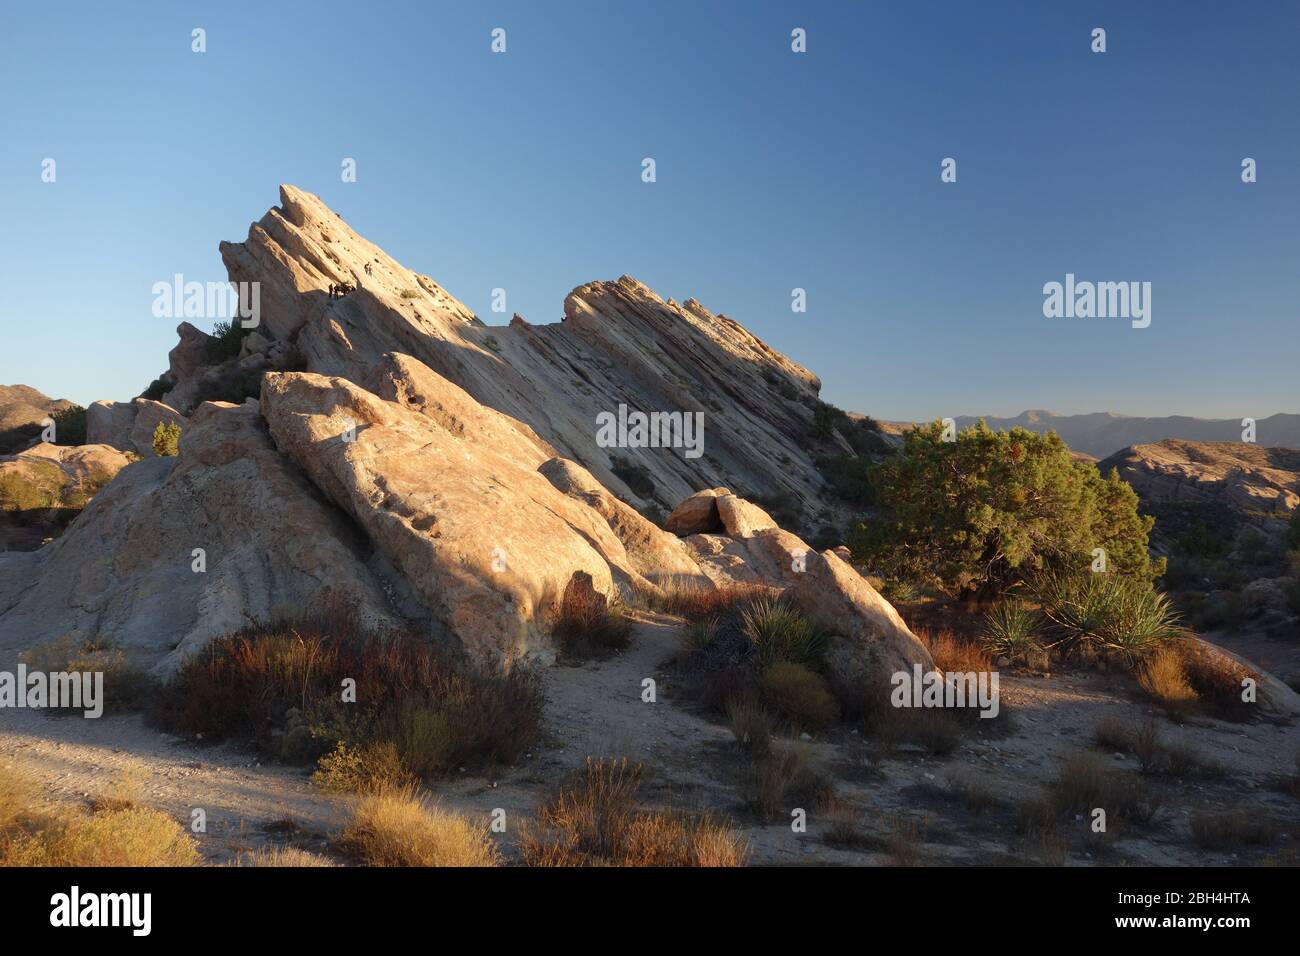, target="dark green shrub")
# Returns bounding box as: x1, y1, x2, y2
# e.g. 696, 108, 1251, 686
850, 420, 1162, 594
